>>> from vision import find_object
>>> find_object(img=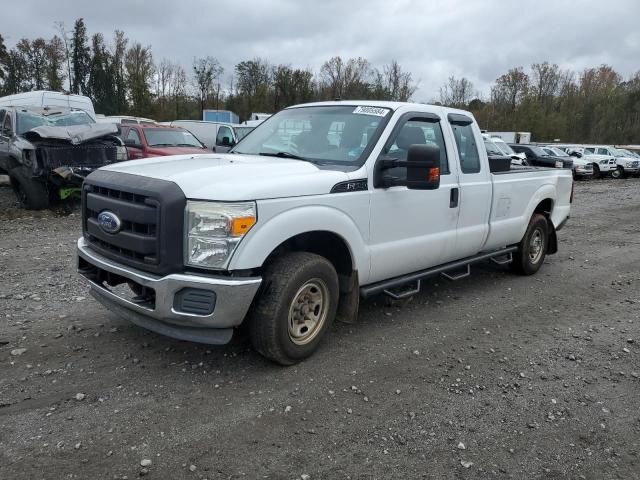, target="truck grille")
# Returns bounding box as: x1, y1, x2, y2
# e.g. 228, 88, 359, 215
84, 185, 160, 264
38, 144, 118, 169
82, 170, 186, 275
